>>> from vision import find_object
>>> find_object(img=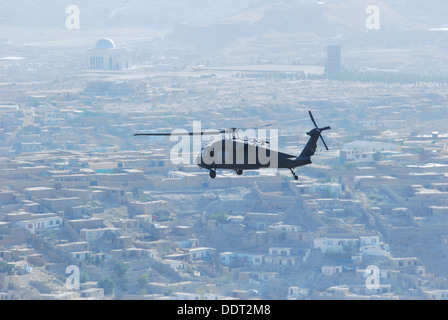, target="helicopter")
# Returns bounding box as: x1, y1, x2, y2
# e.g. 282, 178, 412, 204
134, 111, 331, 180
